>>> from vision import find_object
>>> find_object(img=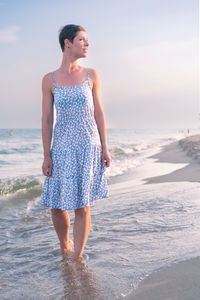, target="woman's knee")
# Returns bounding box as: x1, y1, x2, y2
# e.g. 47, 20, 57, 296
74, 206, 90, 216
51, 208, 67, 216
